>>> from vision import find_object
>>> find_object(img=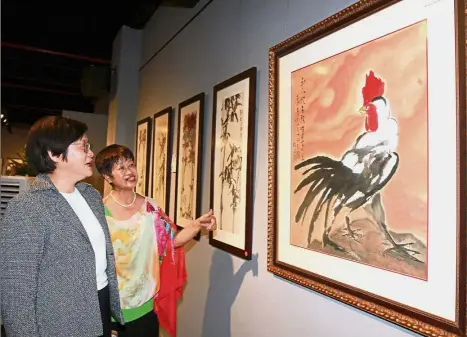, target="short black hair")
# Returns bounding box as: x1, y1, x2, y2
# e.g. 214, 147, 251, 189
95, 144, 135, 178
26, 116, 88, 174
